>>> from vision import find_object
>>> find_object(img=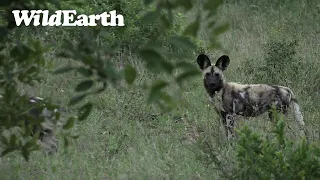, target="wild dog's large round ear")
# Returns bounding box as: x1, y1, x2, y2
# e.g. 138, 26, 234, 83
215, 55, 230, 71
196, 54, 211, 70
